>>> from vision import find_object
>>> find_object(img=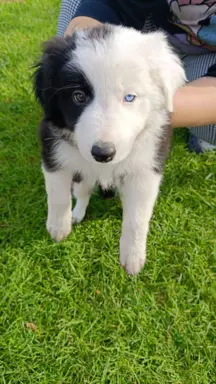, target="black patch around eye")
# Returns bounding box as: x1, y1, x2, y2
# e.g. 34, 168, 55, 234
33, 34, 78, 123
33, 33, 94, 131
56, 67, 94, 131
